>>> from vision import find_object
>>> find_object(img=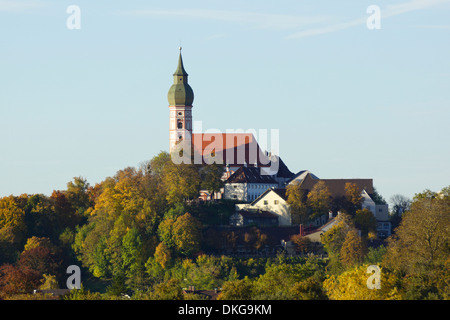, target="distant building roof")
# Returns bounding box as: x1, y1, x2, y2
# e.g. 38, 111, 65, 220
192, 133, 269, 167
296, 172, 374, 197
225, 166, 278, 184
288, 170, 319, 185
249, 187, 288, 206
